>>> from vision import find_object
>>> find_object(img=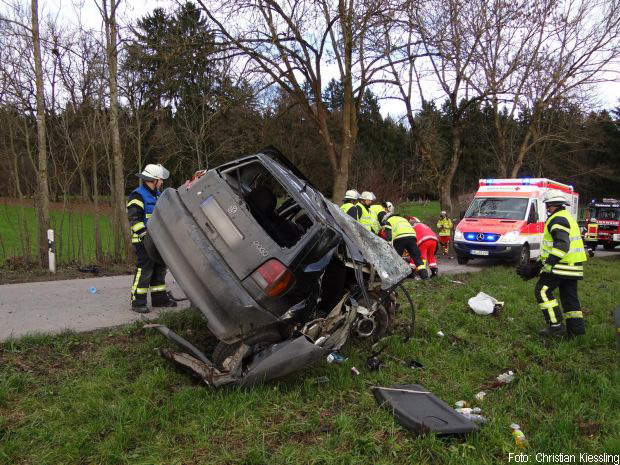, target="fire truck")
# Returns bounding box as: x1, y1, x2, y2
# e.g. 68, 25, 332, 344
584, 199, 620, 250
